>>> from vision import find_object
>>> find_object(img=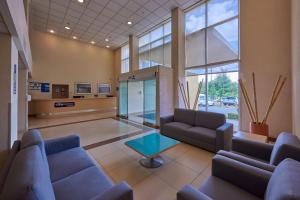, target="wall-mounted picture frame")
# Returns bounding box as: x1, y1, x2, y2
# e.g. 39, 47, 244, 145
74, 82, 92, 94
97, 83, 111, 95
